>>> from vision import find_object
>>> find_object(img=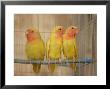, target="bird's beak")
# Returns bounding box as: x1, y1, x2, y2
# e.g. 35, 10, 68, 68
75, 29, 79, 34
25, 31, 29, 37
62, 29, 65, 34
